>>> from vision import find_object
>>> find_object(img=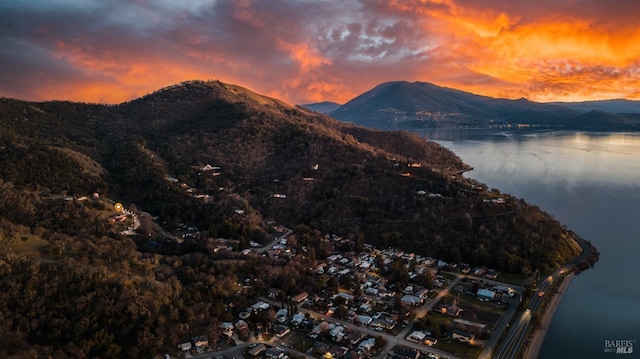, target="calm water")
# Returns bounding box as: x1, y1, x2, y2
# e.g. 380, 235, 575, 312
416, 128, 640, 358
